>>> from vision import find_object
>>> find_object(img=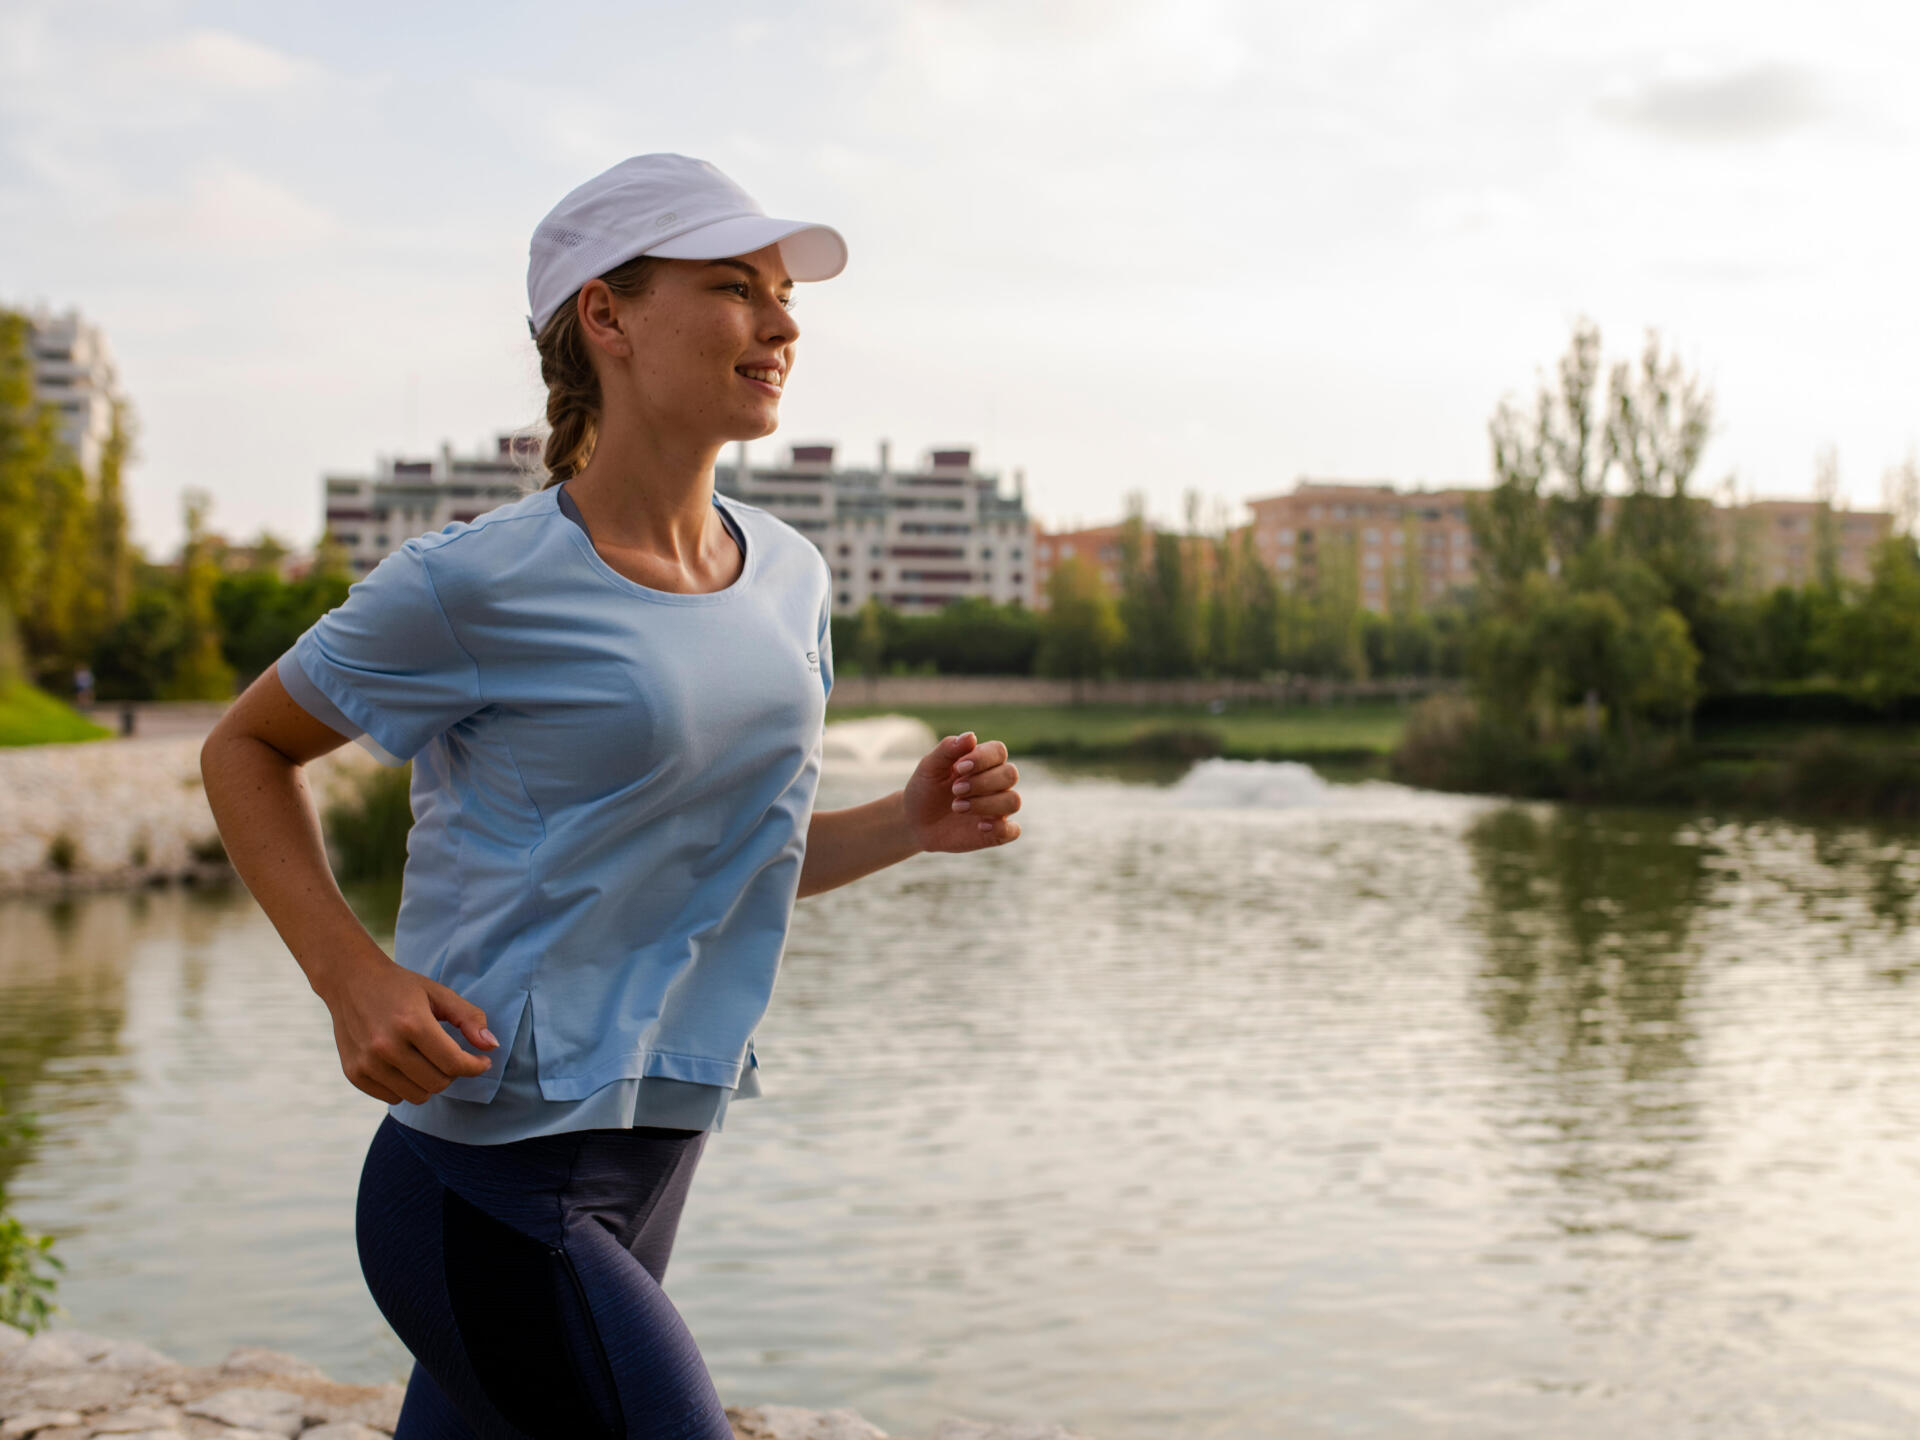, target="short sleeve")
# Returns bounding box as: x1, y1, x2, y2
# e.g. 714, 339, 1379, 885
285, 543, 484, 766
